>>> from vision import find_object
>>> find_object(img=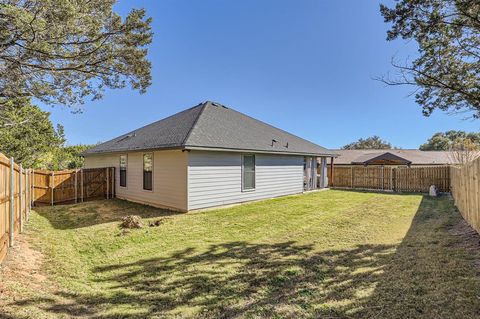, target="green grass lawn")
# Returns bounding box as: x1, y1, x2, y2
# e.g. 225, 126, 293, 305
1, 190, 479, 318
